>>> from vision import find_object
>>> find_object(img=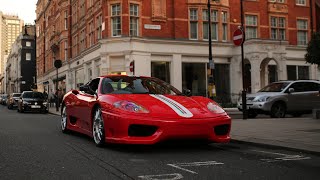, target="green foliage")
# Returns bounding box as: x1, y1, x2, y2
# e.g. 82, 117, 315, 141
305, 32, 320, 65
